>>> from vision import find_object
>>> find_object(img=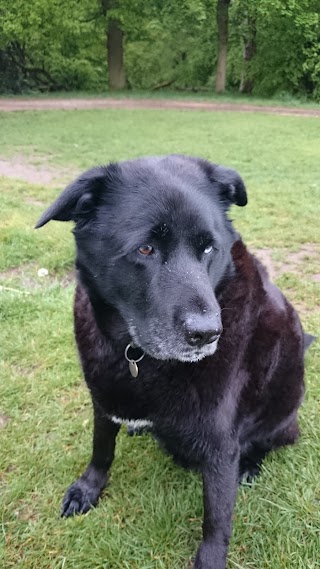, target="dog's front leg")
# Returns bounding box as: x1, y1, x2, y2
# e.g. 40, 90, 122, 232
193, 441, 239, 569
61, 400, 120, 517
